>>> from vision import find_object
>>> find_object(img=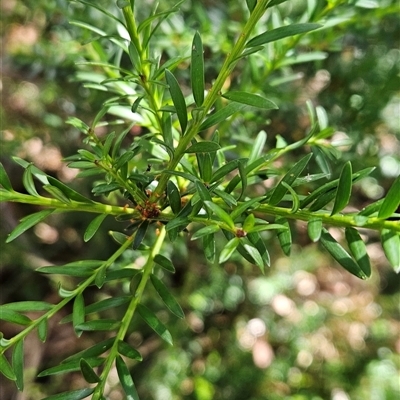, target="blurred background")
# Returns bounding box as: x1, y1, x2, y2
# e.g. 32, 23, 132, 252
1, 1, 399, 399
